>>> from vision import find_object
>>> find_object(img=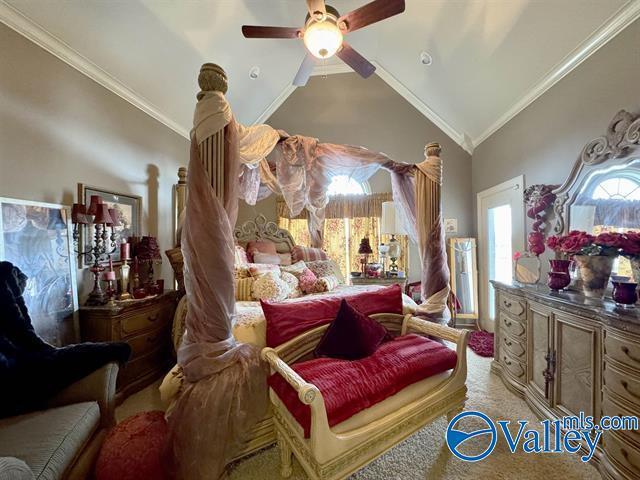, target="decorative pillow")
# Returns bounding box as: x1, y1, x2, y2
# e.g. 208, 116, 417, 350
234, 244, 249, 265
246, 240, 277, 262
253, 252, 281, 265
280, 271, 302, 298
252, 272, 290, 302
278, 253, 293, 266
306, 260, 344, 284
314, 300, 390, 360
314, 274, 340, 293
298, 268, 319, 294
262, 284, 404, 347
235, 277, 255, 301
292, 245, 328, 263
165, 247, 184, 291
281, 260, 307, 277
248, 263, 281, 278
234, 266, 251, 279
